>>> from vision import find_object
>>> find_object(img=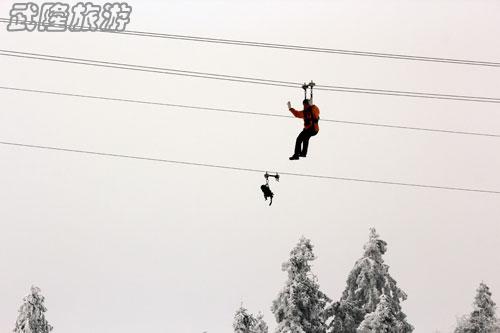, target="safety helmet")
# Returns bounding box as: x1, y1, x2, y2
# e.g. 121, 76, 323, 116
302, 99, 311, 105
